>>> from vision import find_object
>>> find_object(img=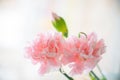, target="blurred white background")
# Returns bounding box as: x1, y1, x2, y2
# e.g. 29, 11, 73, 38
0, 0, 120, 80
